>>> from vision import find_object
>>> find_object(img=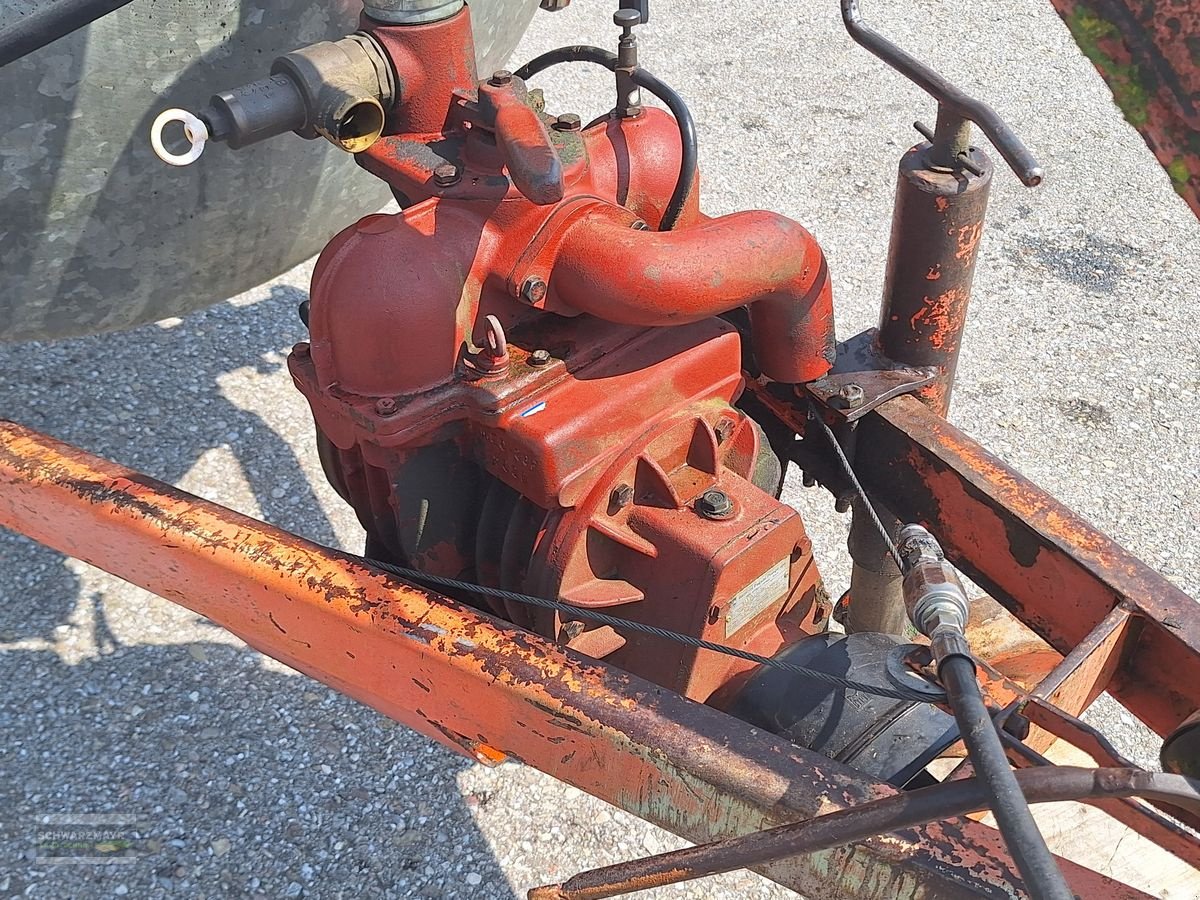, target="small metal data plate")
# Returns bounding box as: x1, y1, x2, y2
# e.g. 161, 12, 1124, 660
726, 558, 789, 637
